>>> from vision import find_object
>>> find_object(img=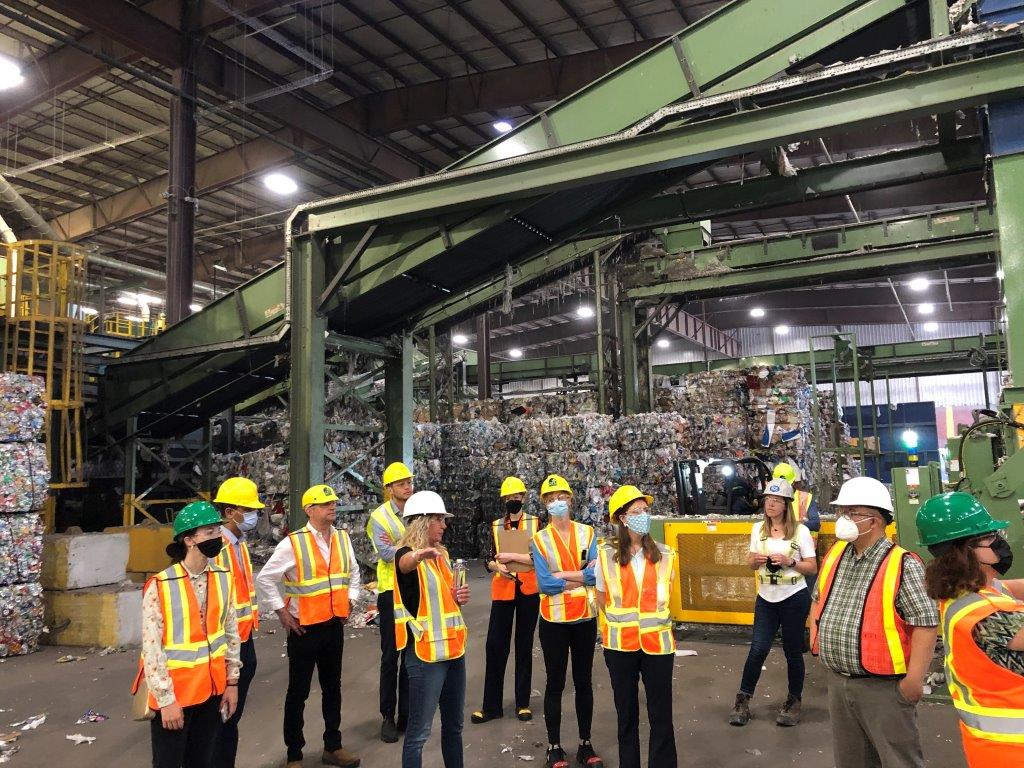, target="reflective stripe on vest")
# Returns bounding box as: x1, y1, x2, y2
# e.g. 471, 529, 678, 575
599, 544, 675, 654
941, 589, 1024, 758
367, 502, 406, 593
812, 540, 913, 675
491, 515, 539, 600
215, 538, 259, 642
133, 563, 231, 710
756, 524, 803, 588
533, 521, 595, 623
283, 528, 351, 626
393, 554, 467, 662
